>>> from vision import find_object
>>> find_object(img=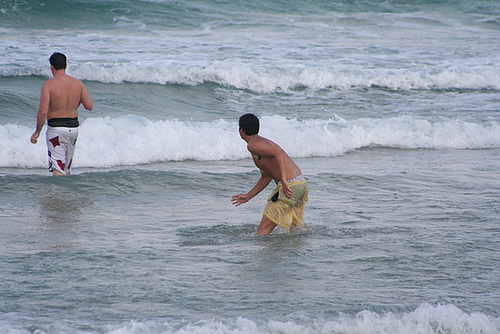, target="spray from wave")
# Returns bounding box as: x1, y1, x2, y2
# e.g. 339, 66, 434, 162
1, 115, 499, 169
